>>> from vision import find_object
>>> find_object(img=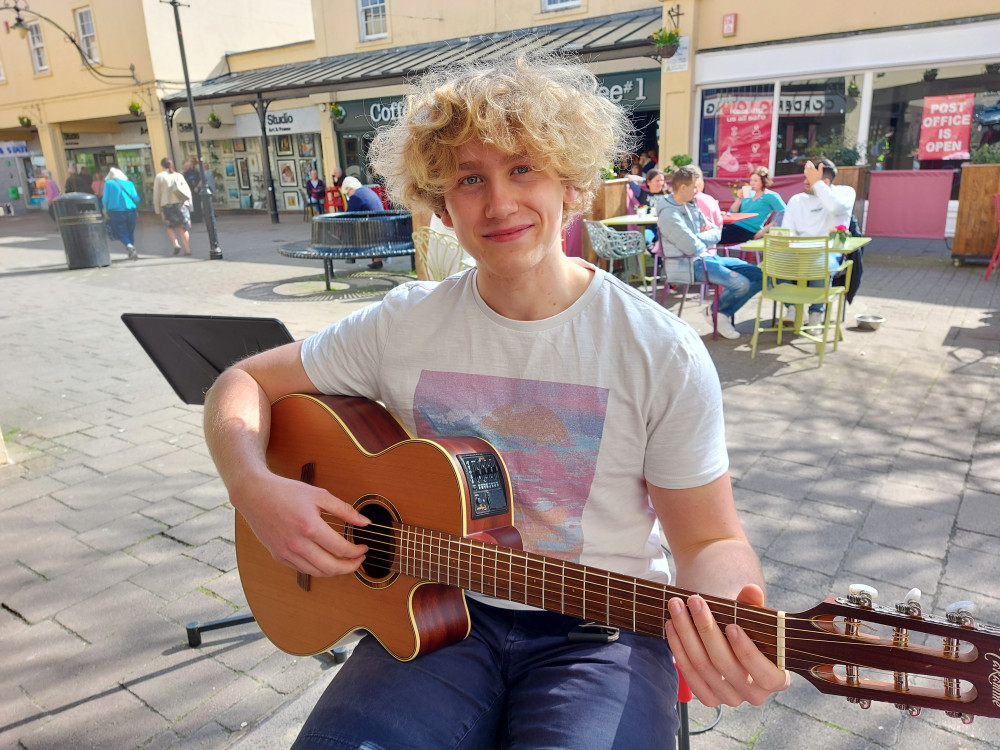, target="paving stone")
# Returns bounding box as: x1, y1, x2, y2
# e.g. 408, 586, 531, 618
860, 498, 955, 560
765, 513, 853, 574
